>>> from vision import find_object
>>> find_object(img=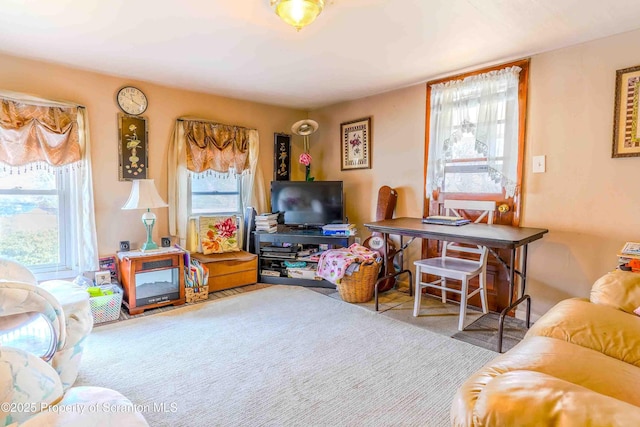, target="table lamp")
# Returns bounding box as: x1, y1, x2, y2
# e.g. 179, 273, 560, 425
122, 179, 168, 251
